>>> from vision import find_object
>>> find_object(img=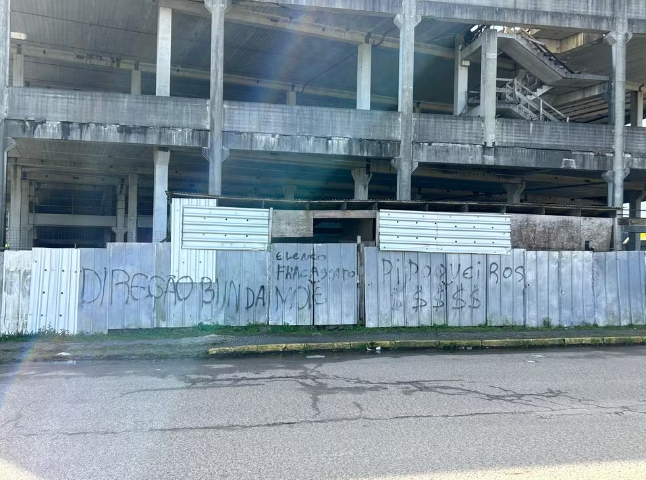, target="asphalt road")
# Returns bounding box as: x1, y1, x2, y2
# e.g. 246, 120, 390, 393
1, 348, 646, 479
